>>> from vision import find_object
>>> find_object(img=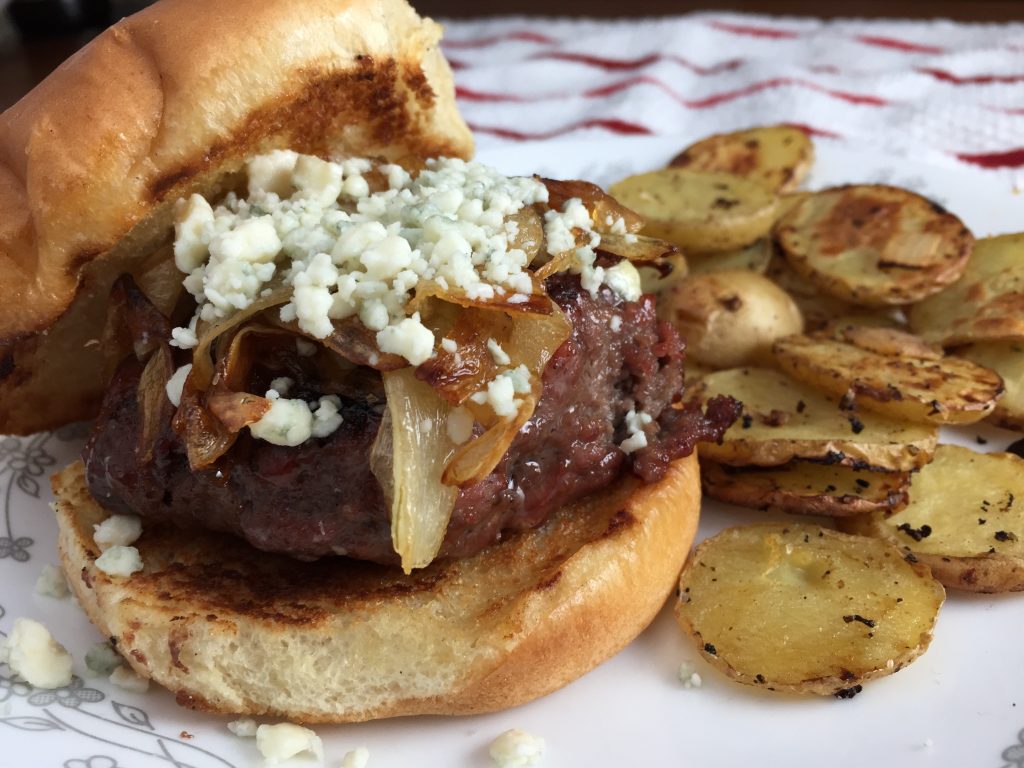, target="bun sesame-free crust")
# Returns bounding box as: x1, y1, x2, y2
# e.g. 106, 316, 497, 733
0, 0, 472, 434
53, 454, 700, 722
